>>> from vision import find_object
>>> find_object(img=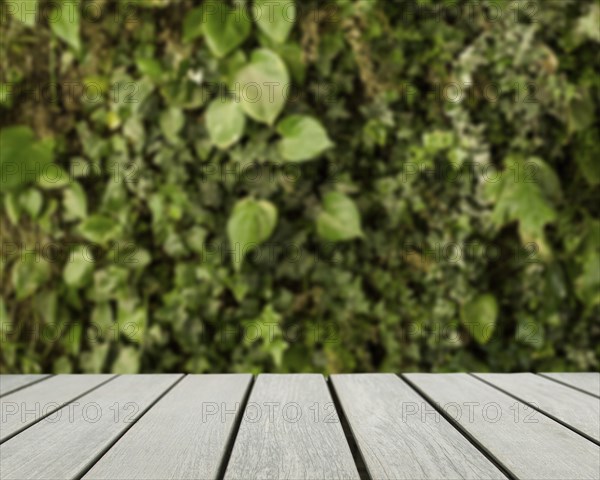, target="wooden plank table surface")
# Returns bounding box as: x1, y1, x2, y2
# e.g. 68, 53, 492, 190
0, 373, 598, 480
